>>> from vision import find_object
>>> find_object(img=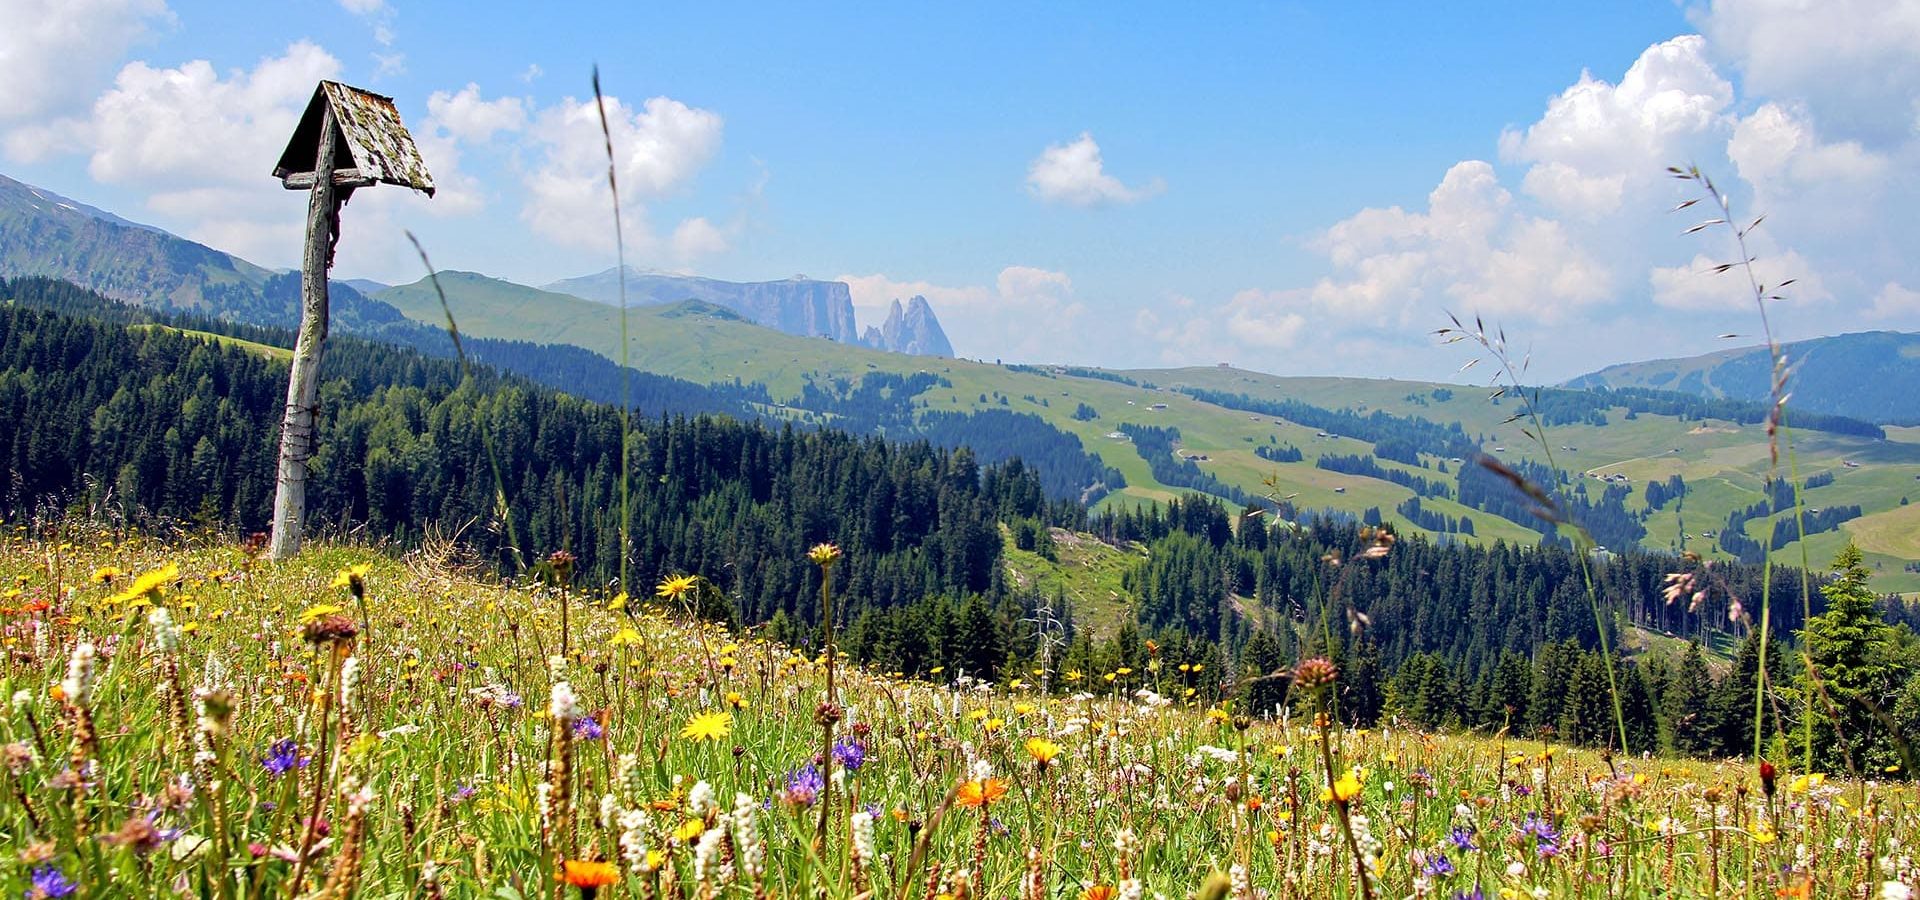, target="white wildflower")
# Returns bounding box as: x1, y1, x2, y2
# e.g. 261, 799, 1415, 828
60, 642, 96, 707
548, 681, 580, 722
